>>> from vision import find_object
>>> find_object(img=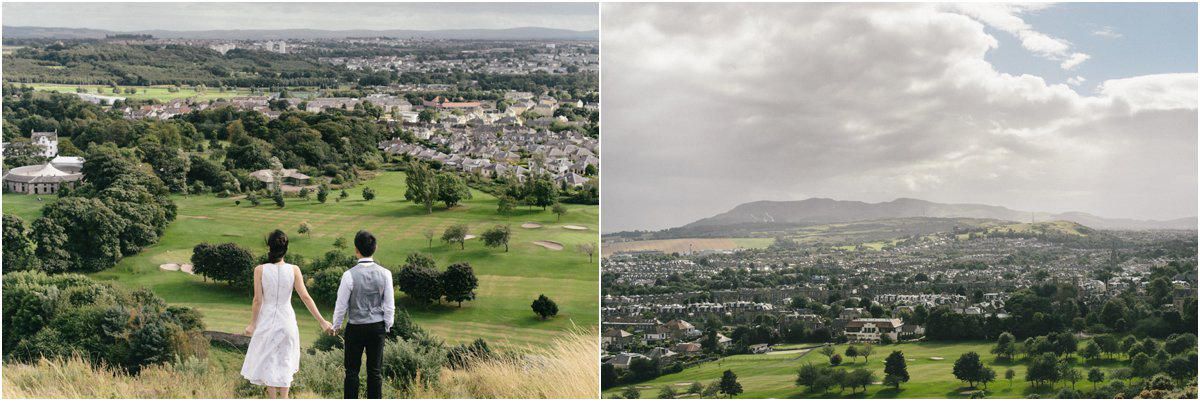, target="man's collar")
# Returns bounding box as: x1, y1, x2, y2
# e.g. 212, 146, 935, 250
357, 257, 375, 264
